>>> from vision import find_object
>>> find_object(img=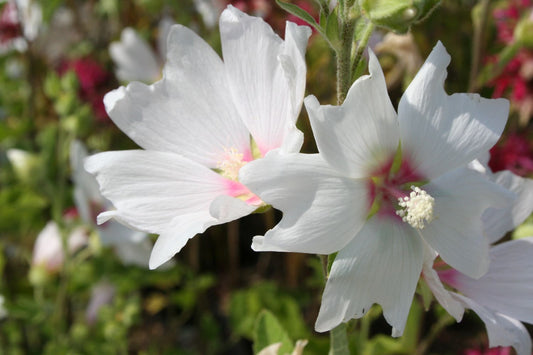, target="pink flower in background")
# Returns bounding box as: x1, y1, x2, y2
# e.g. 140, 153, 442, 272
0, 0, 41, 53
489, 134, 533, 176
0, 2, 21, 45
59, 57, 111, 121
492, 0, 530, 45
490, 0, 533, 124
